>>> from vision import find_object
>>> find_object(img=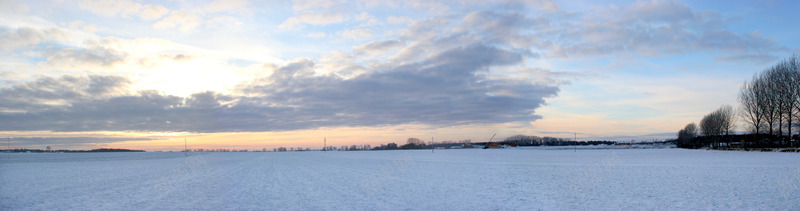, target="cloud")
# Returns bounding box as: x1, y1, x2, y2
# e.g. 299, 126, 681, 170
0, 0, 29, 16
279, 12, 349, 29
204, 0, 251, 14
78, 0, 169, 21
136, 53, 197, 68
0, 75, 131, 113
546, 0, 786, 60
456, 11, 549, 48
620, 0, 693, 23
714, 53, 777, 64
516, 68, 589, 85
40, 46, 127, 69
0, 27, 69, 51
139, 4, 170, 21
340, 28, 373, 40
1, 39, 558, 132
353, 39, 405, 54
404, 0, 449, 13
11, 136, 154, 146
292, 0, 346, 11
154, 10, 203, 32
279, 0, 351, 29
400, 16, 451, 40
